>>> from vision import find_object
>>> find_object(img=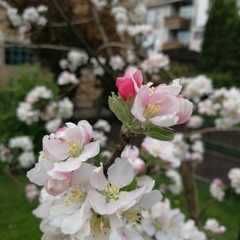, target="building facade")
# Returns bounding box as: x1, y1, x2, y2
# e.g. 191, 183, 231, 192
145, 0, 210, 53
